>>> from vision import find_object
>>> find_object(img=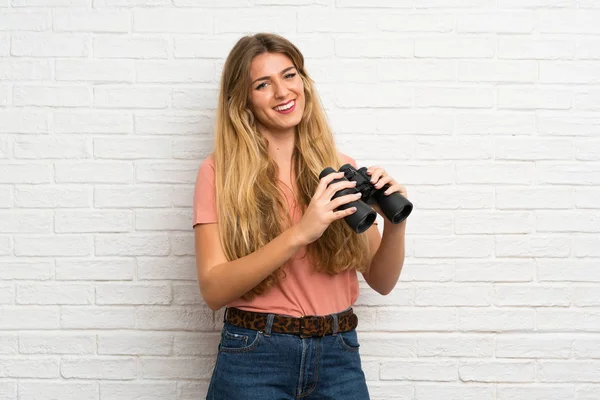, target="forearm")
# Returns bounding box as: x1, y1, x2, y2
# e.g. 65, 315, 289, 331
201, 226, 304, 310
367, 220, 406, 295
